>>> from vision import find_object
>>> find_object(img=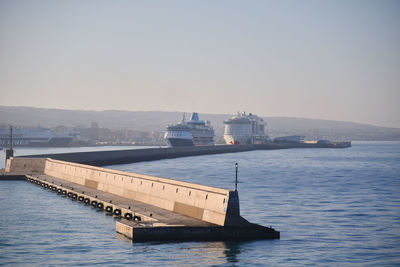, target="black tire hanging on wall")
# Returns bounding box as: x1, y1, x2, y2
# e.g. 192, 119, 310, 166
114, 209, 121, 216
105, 206, 113, 213
124, 213, 133, 220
